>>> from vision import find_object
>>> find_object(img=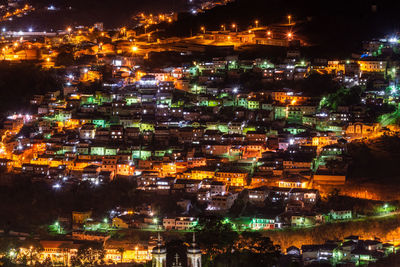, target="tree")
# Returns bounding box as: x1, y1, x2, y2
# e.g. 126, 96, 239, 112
301, 74, 340, 97
321, 86, 363, 111
228, 189, 249, 217
55, 52, 75, 66
75, 243, 105, 266
18, 242, 43, 266
0, 62, 61, 113
41, 256, 53, 267
209, 232, 281, 267
195, 216, 239, 255
325, 159, 346, 174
